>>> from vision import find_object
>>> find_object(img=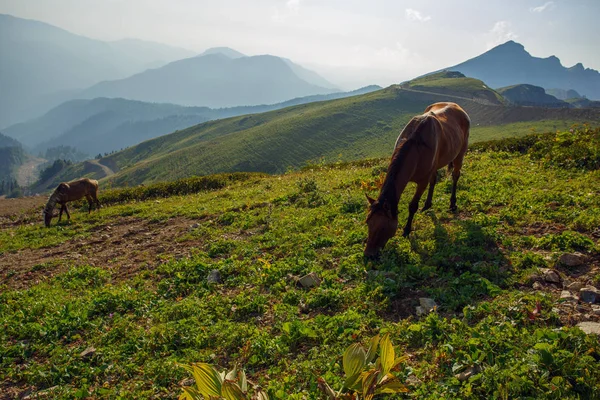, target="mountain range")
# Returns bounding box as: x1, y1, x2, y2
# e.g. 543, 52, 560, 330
78, 53, 338, 108
1, 14, 341, 129
446, 40, 600, 100
0, 14, 196, 129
